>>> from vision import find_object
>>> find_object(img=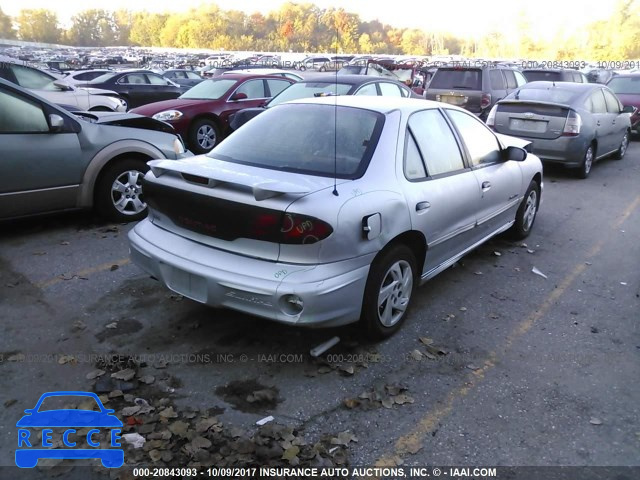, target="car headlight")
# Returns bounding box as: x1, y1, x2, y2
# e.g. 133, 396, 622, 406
173, 138, 185, 155
153, 110, 183, 121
